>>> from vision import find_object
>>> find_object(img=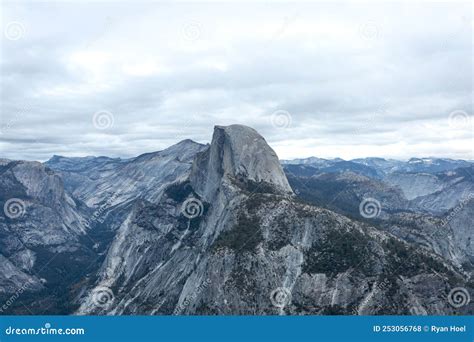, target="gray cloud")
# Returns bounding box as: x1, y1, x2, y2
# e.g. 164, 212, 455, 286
0, 1, 472, 161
